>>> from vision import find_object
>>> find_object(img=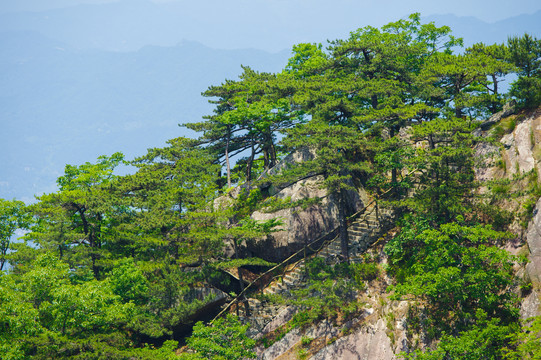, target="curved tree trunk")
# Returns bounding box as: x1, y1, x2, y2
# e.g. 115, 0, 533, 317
232, 238, 250, 317
338, 189, 349, 263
